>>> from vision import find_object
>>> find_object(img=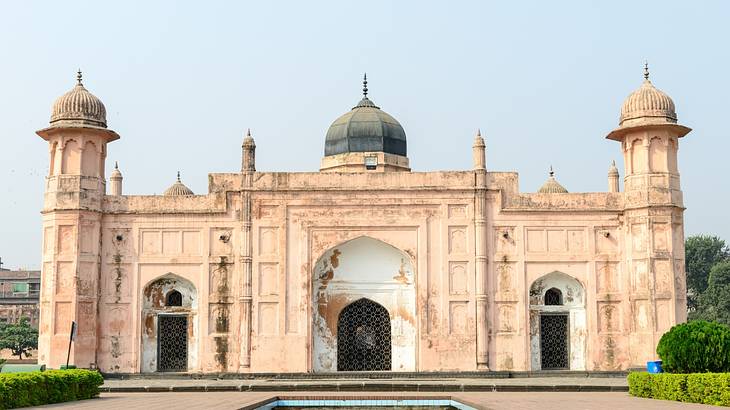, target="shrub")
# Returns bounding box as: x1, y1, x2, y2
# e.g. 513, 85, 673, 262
656, 320, 730, 373
628, 372, 730, 406
0, 369, 103, 409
